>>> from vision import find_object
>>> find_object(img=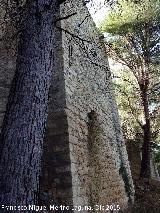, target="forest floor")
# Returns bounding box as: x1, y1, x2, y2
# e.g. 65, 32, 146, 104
126, 140, 160, 213
132, 178, 160, 213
